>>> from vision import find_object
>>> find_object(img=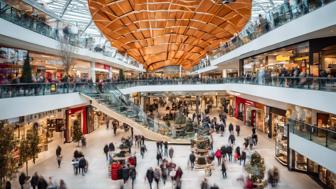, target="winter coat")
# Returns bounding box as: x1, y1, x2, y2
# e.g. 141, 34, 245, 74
146, 169, 154, 182
169, 148, 174, 158
109, 143, 115, 151
121, 167, 130, 181
201, 181, 208, 189
215, 149, 222, 158
31, 175, 39, 187
189, 153, 196, 162
104, 145, 109, 153
19, 173, 26, 185
129, 167, 136, 180
37, 178, 48, 189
